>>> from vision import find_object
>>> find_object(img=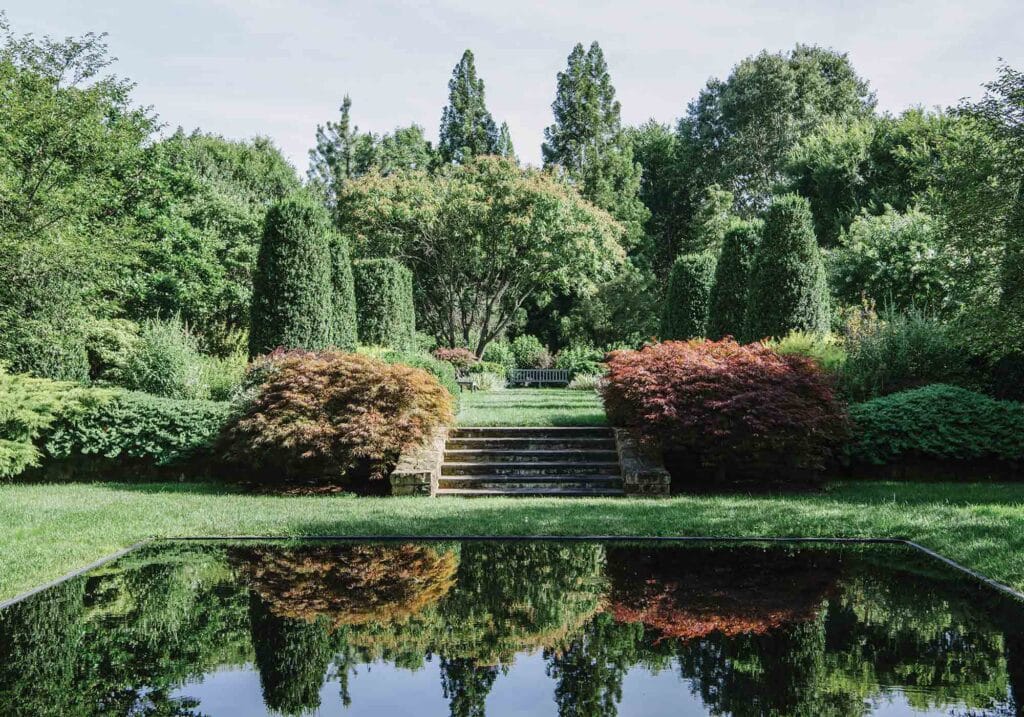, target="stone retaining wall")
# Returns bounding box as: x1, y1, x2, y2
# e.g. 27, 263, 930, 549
613, 428, 671, 497
390, 426, 449, 496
